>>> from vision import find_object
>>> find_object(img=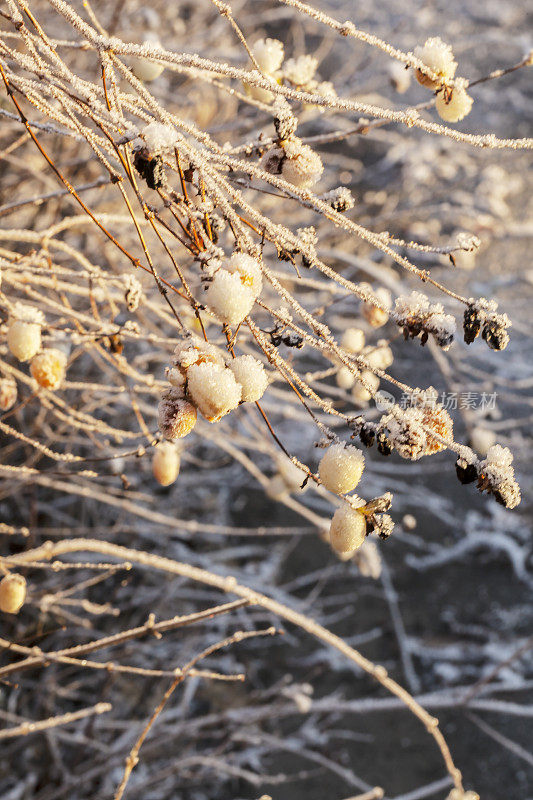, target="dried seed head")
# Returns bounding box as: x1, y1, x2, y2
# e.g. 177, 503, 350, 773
0, 573, 27, 614
319, 443, 365, 494
0, 376, 17, 411
228, 355, 268, 402
7, 304, 44, 362
173, 337, 225, 374
359, 421, 376, 448
329, 503, 367, 555
30, 349, 67, 390
435, 79, 473, 123
187, 362, 242, 422
158, 389, 197, 439
414, 37, 457, 89
482, 319, 510, 351
152, 441, 180, 486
